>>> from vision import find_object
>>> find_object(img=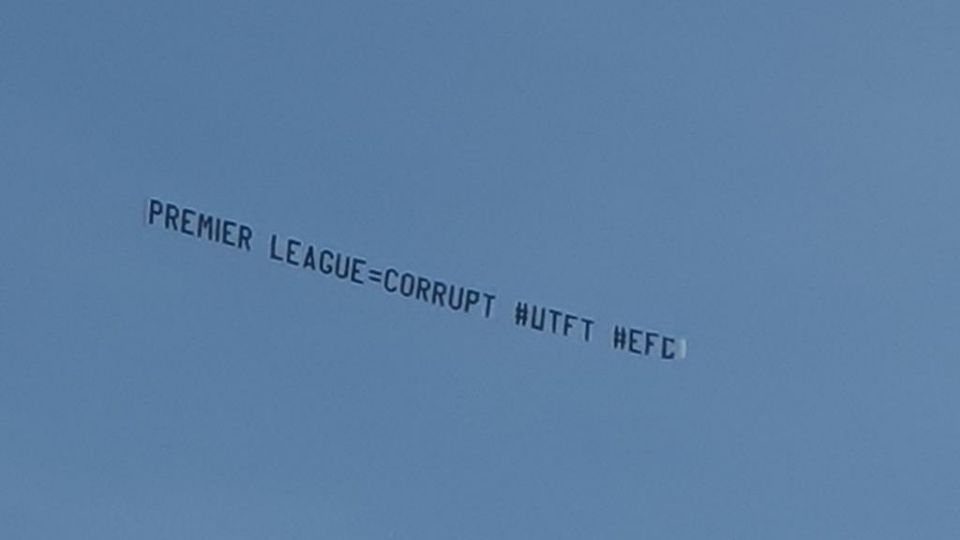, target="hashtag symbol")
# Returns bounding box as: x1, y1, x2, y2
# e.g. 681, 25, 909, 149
514, 302, 529, 326
613, 326, 627, 350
